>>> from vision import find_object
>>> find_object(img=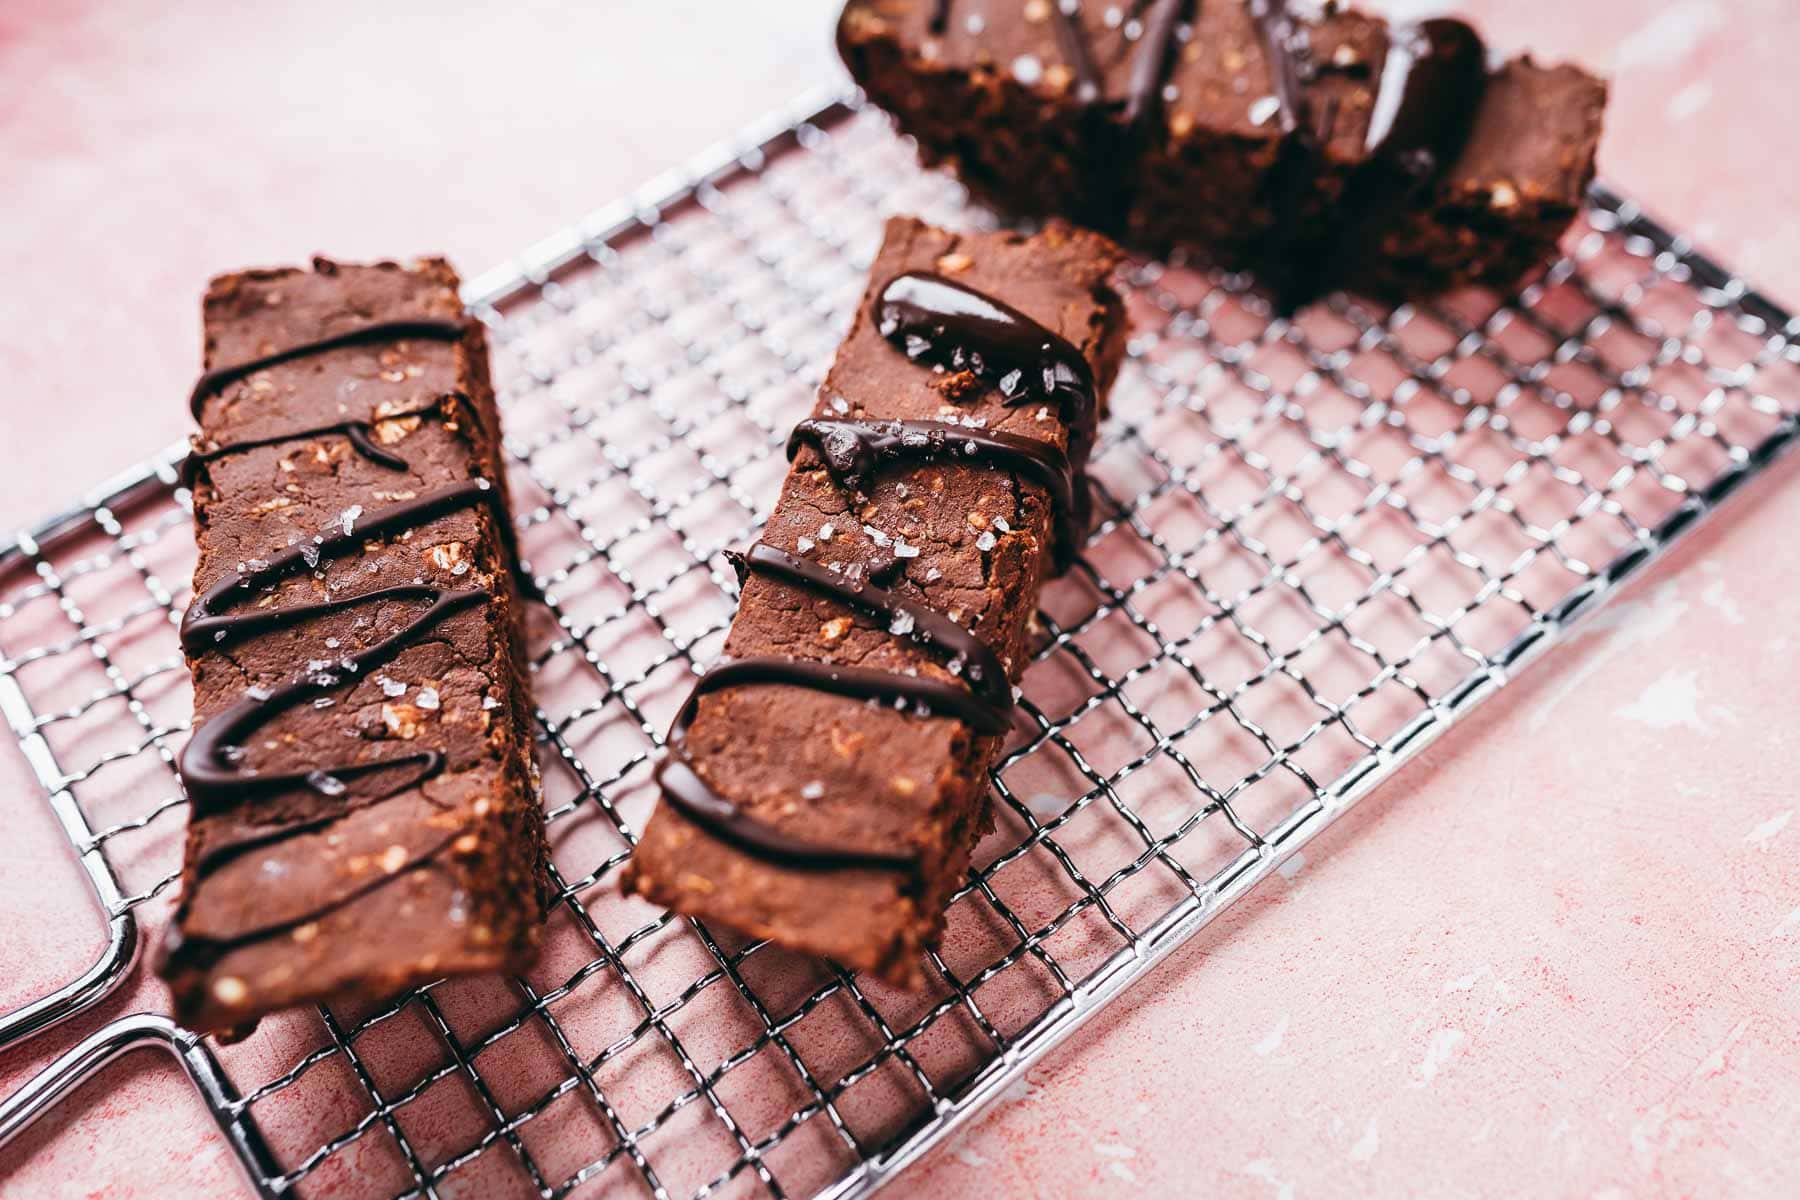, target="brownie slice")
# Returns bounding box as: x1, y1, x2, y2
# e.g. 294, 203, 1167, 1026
623, 218, 1127, 986
161, 258, 548, 1036
839, 0, 1607, 303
